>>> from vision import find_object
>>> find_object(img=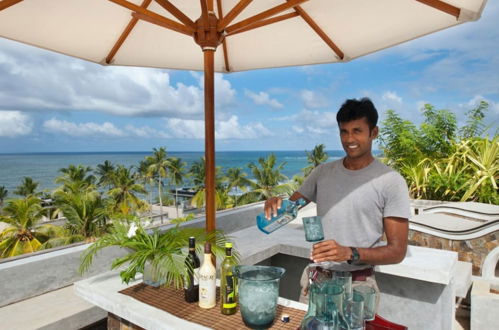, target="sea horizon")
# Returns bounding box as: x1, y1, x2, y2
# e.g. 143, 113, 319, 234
0, 149, 362, 198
